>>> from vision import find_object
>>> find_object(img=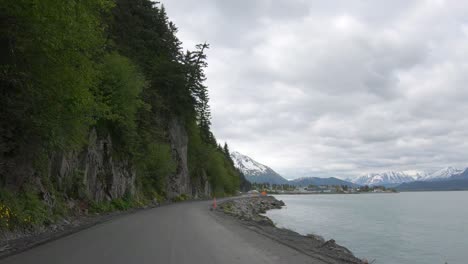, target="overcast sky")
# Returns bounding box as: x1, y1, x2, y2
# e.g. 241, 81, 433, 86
164, 0, 468, 179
